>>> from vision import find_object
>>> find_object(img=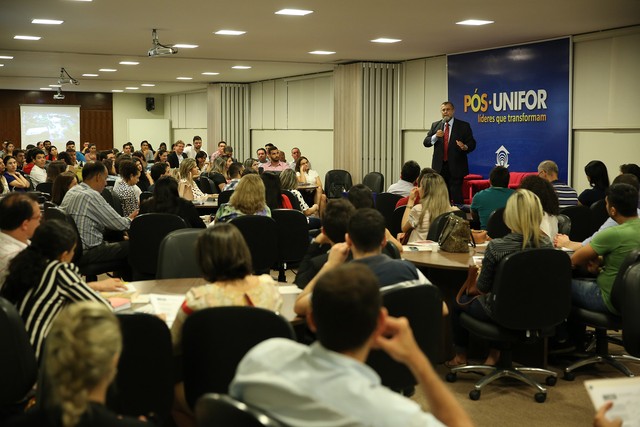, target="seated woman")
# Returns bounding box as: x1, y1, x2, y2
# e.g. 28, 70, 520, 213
7, 302, 148, 427
295, 156, 326, 207
448, 189, 553, 367
243, 157, 259, 173
280, 168, 322, 229
3, 155, 30, 192
154, 149, 169, 164
195, 151, 210, 174
0, 157, 9, 195
45, 145, 58, 162
261, 172, 292, 211
140, 140, 155, 163
519, 175, 560, 241
51, 171, 78, 206
140, 177, 205, 228
207, 156, 229, 193
113, 160, 141, 217
177, 158, 208, 201
131, 155, 153, 192
579, 160, 610, 207
0, 220, 122, 362
401, 173, 460, 243
214, 174, 270, 223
